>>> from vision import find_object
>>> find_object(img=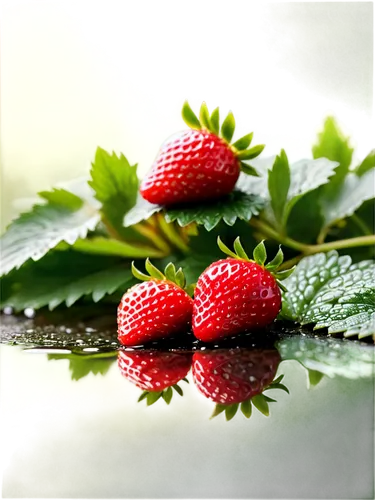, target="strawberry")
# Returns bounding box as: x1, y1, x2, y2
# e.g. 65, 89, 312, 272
118, 350, 192, 405
192, 238, 295, 342
192, 347, 289, 420
117, 260, 194, 347
140, 101, 265, 206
